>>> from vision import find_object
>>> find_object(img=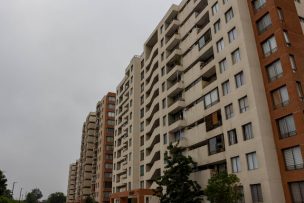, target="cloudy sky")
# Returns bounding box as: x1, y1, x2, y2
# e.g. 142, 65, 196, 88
0, 0, 181, 199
